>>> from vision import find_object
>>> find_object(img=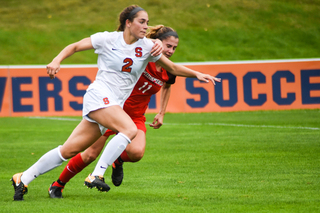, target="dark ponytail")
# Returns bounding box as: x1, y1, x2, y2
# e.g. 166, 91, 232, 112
146, 25, 179, 40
